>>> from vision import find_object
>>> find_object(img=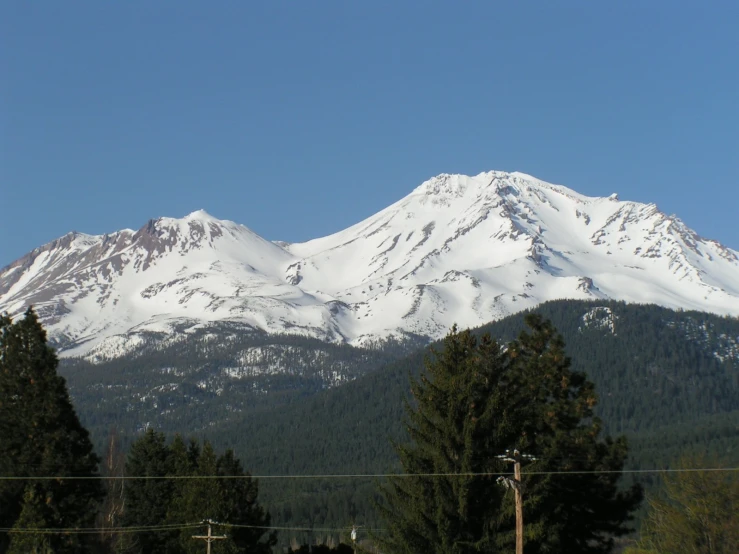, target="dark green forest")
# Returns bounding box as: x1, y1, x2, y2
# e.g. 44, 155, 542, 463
376, 317, 643, 554
4, 300, 739, 551
200, 301, 739, 538
62, 323, 423, 451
